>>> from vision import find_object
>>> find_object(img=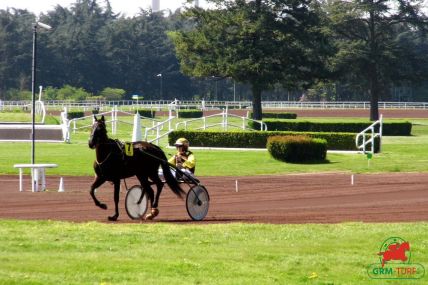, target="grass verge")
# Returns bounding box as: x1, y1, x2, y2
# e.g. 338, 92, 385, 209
0, 220, 427, 285
1, 118, 427, 176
